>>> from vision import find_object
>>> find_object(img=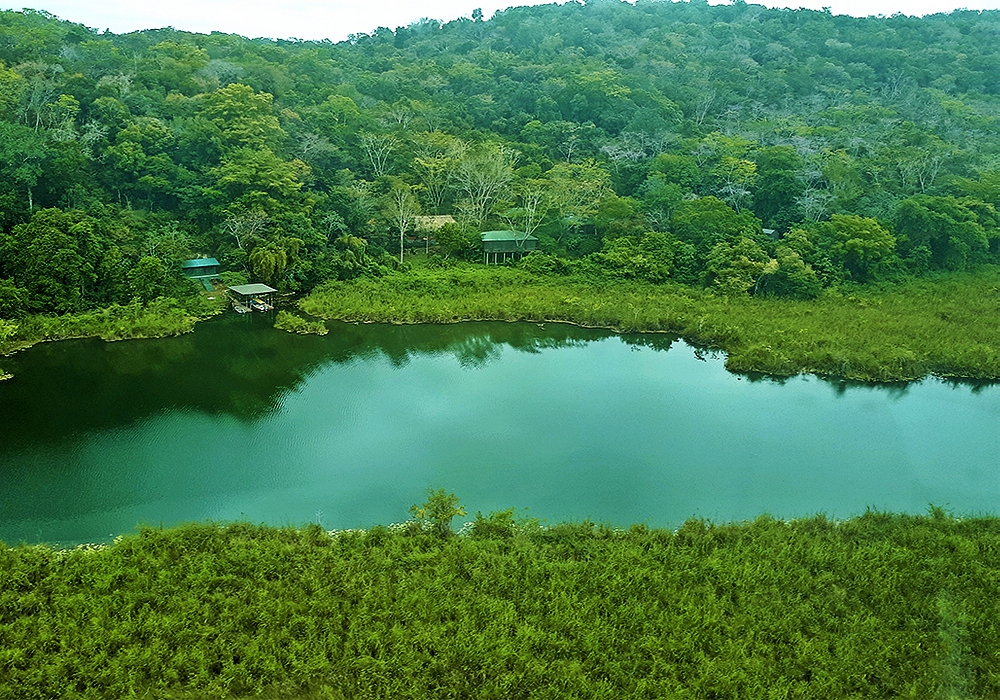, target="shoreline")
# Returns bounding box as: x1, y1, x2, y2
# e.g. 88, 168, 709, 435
4, 267, 1000, 384
301, 265, 1000, 383
0, 296, 226, 379
6, 509, 985, 553
331, 314, 1000, 386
